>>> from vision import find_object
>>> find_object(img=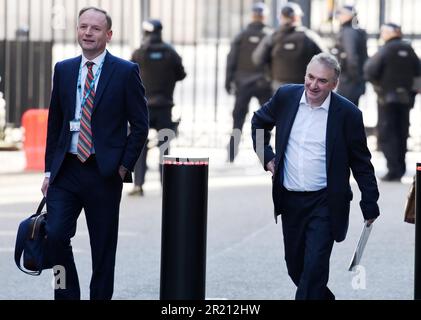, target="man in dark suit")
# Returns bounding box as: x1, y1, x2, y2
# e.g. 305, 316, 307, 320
41, 7, 149, 300
251, 53, 379, 300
